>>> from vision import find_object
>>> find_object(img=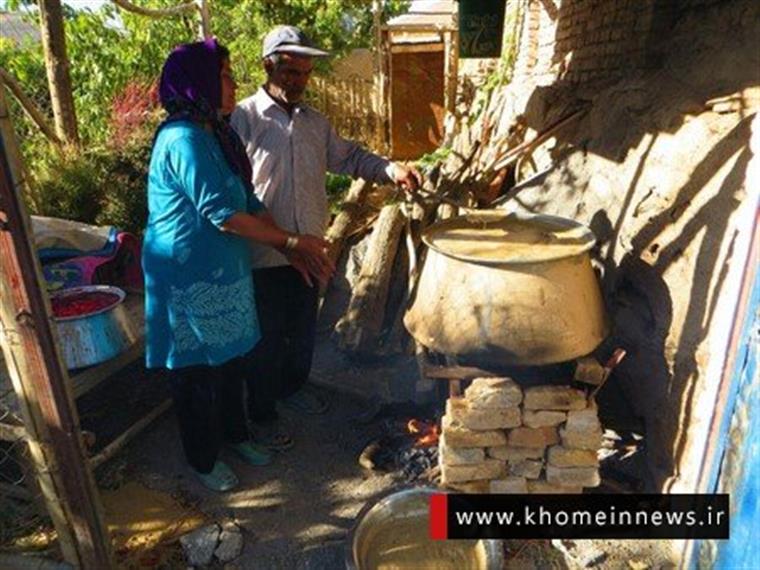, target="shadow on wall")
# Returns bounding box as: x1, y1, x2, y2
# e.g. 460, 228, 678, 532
505, 0, 758, 489
575, 111, 749, 491
522, 0, 758, 162
622, 117, 750, 489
